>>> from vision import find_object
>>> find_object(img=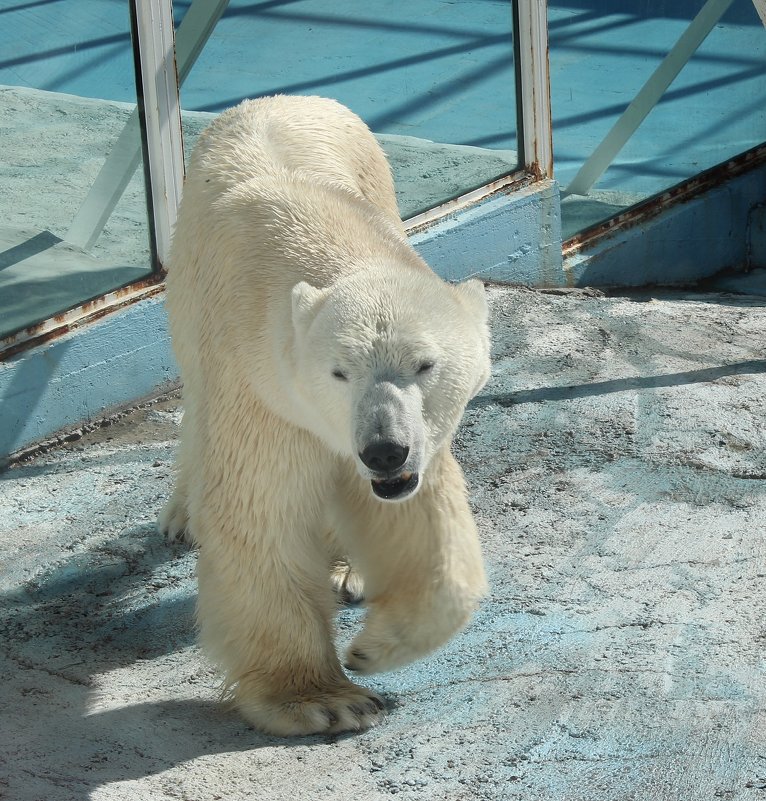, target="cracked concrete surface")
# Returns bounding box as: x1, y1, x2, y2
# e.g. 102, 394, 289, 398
1, 285, 765, 800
